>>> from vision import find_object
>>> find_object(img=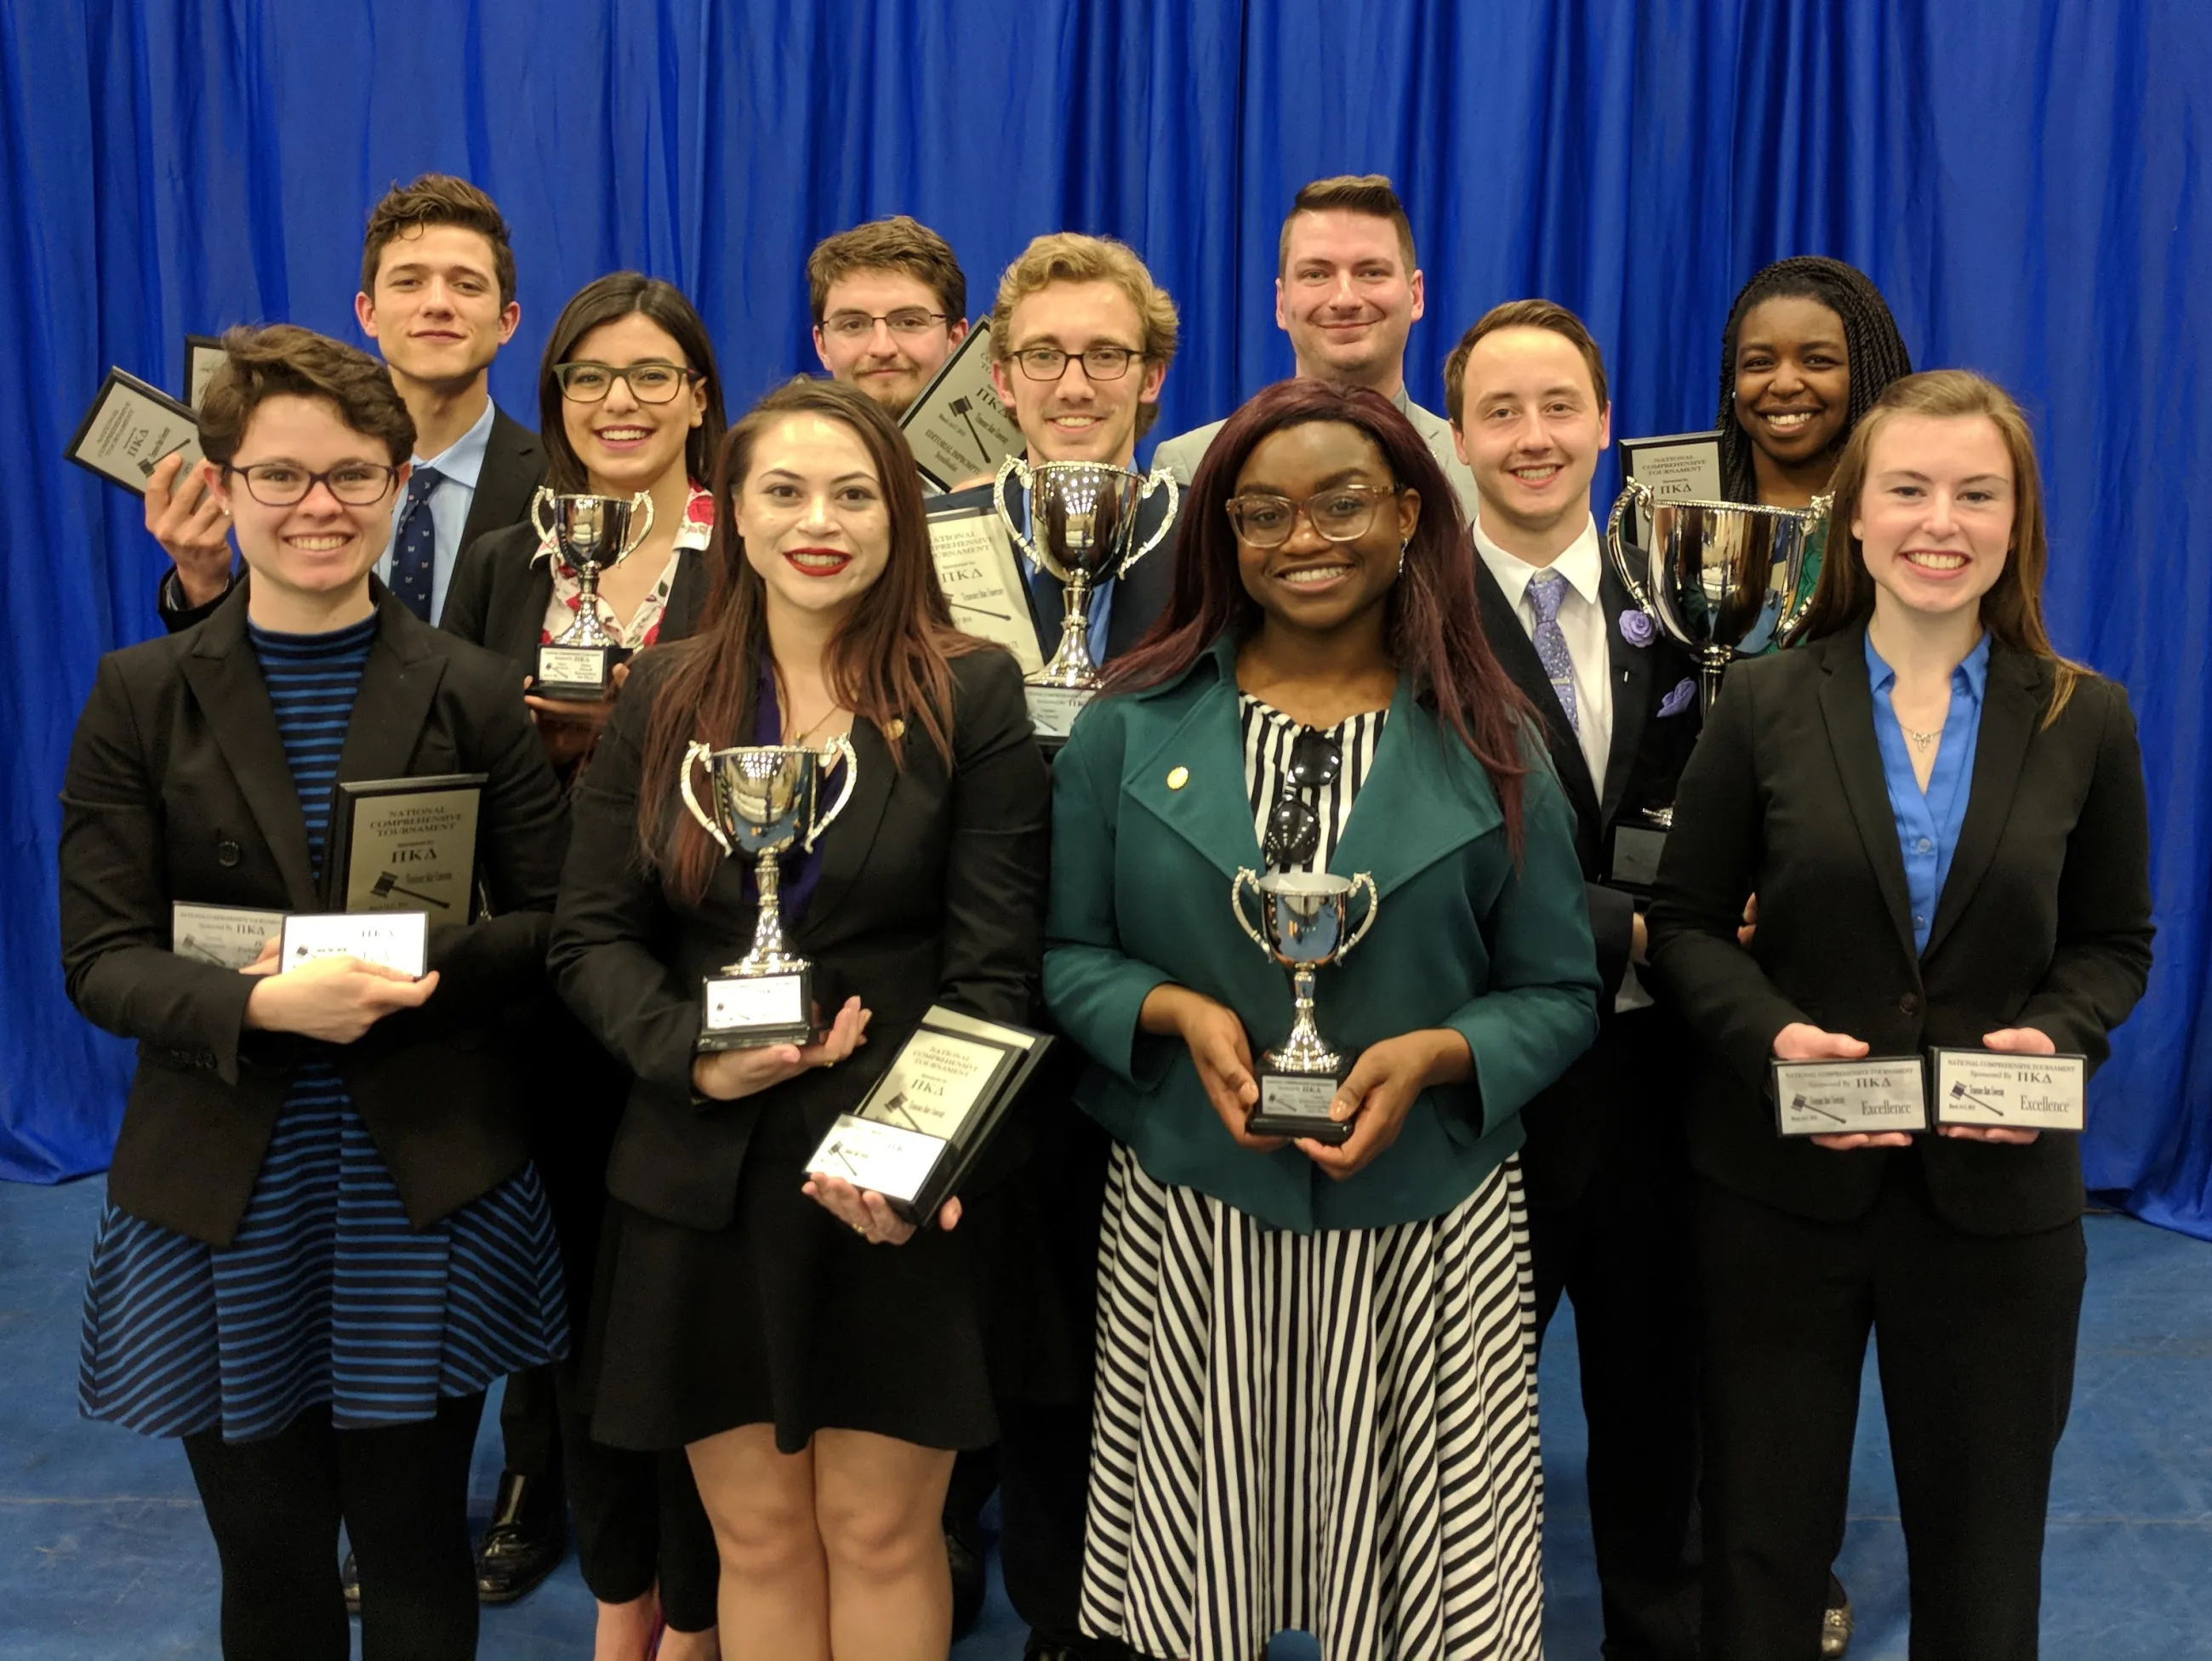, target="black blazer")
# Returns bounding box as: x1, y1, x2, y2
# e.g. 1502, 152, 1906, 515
442, 515, 712, 673
549, 645, 1051, 1232
1645, 624, 2154, 1235
1474, 552, 1703, 1207
929, 478, 1177, 663
60, 581, 571, 1246
159, 404, 545, 634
